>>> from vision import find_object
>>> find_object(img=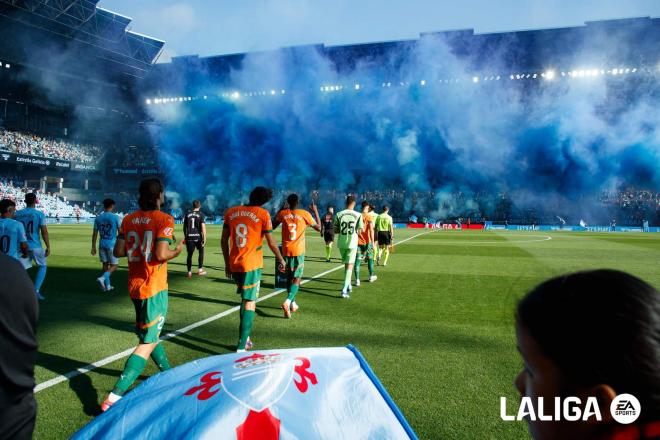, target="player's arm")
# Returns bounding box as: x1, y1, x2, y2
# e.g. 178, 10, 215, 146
182, 215, 188, 238
389, 219, 394, 239
309, 202, 322, 233
113, 236, 126, 258
201, 222, 207, 246
368, 220, 375, 244
264, 232, 285, 271
91, 224, 98, 255
221, 225, 231, 278
333, 214, 340, 234
154, 239, 184, 262
40, 225, 50, 257
17, 226, 28, 258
